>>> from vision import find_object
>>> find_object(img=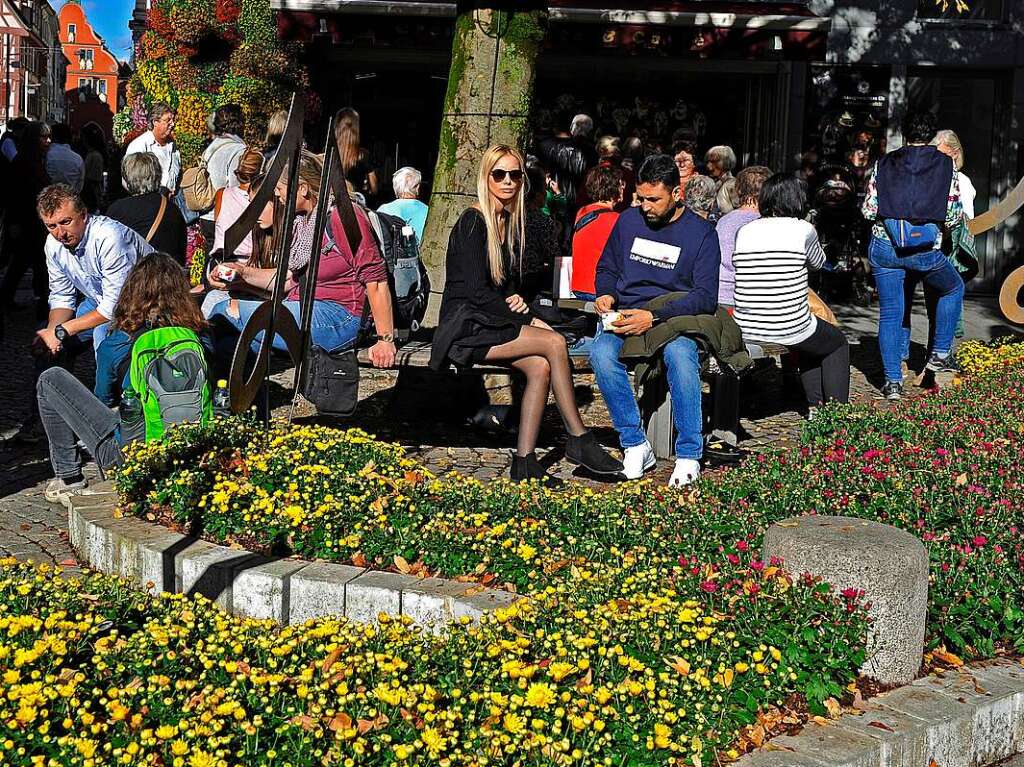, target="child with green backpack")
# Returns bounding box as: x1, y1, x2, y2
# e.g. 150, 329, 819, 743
38, 253, 216, 507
